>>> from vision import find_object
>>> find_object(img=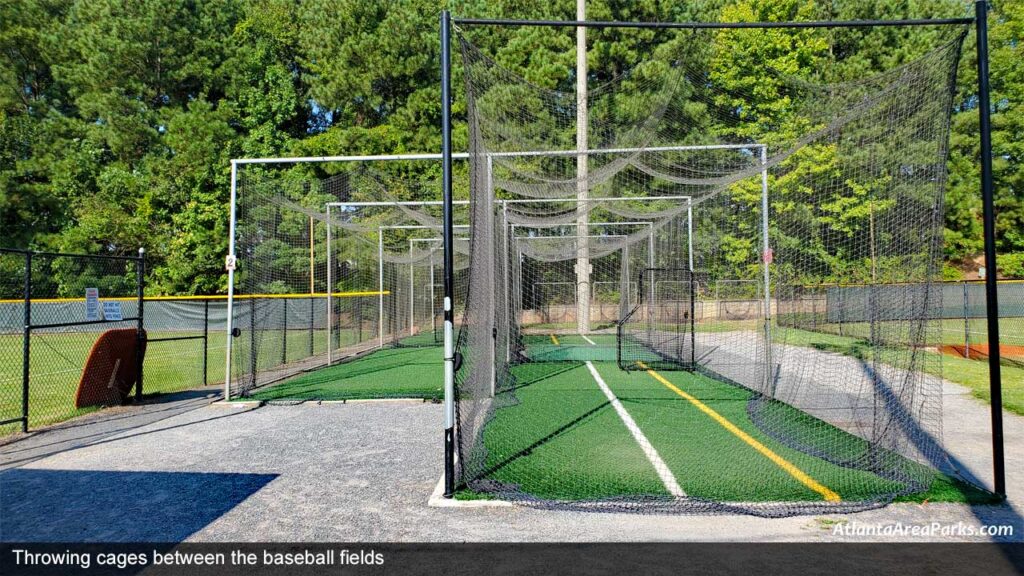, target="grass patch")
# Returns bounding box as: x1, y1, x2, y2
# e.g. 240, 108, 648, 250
0, 326, 391, 434
776, 327, 1024, 416
0, 330, 232, 434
